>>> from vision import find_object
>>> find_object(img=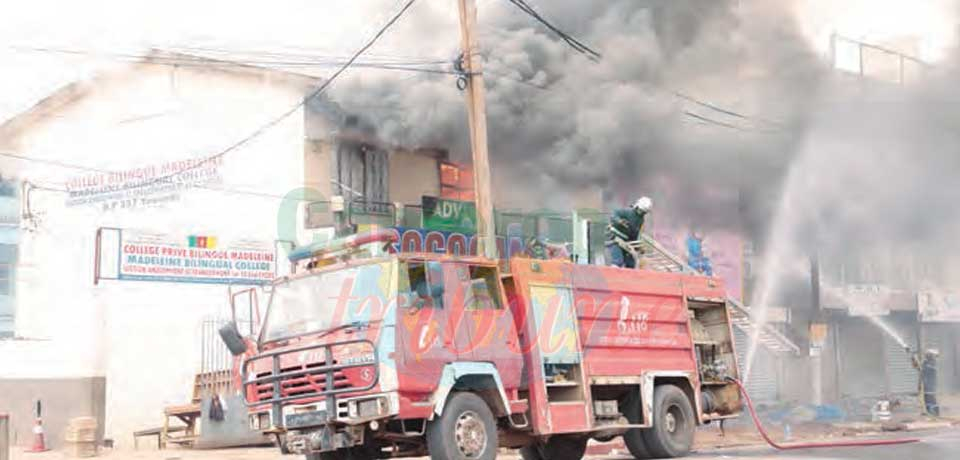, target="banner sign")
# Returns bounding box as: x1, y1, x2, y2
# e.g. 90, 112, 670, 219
824, 284, 892, 316
421, 196, 477, 234
66, 157, 223, 210
117, 230, 275, 285
918, 290, 960, 322
384, 226, 526, 262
